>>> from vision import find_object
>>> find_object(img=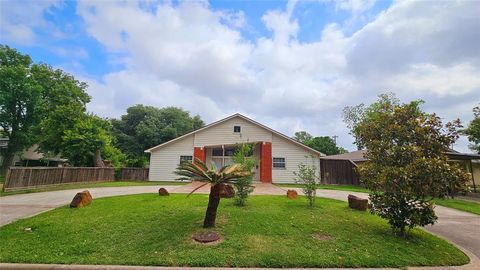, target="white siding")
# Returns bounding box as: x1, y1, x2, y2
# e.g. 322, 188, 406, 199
148, 135, 194, 181
271, 134, 320, 183
194, 116, 272, 146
